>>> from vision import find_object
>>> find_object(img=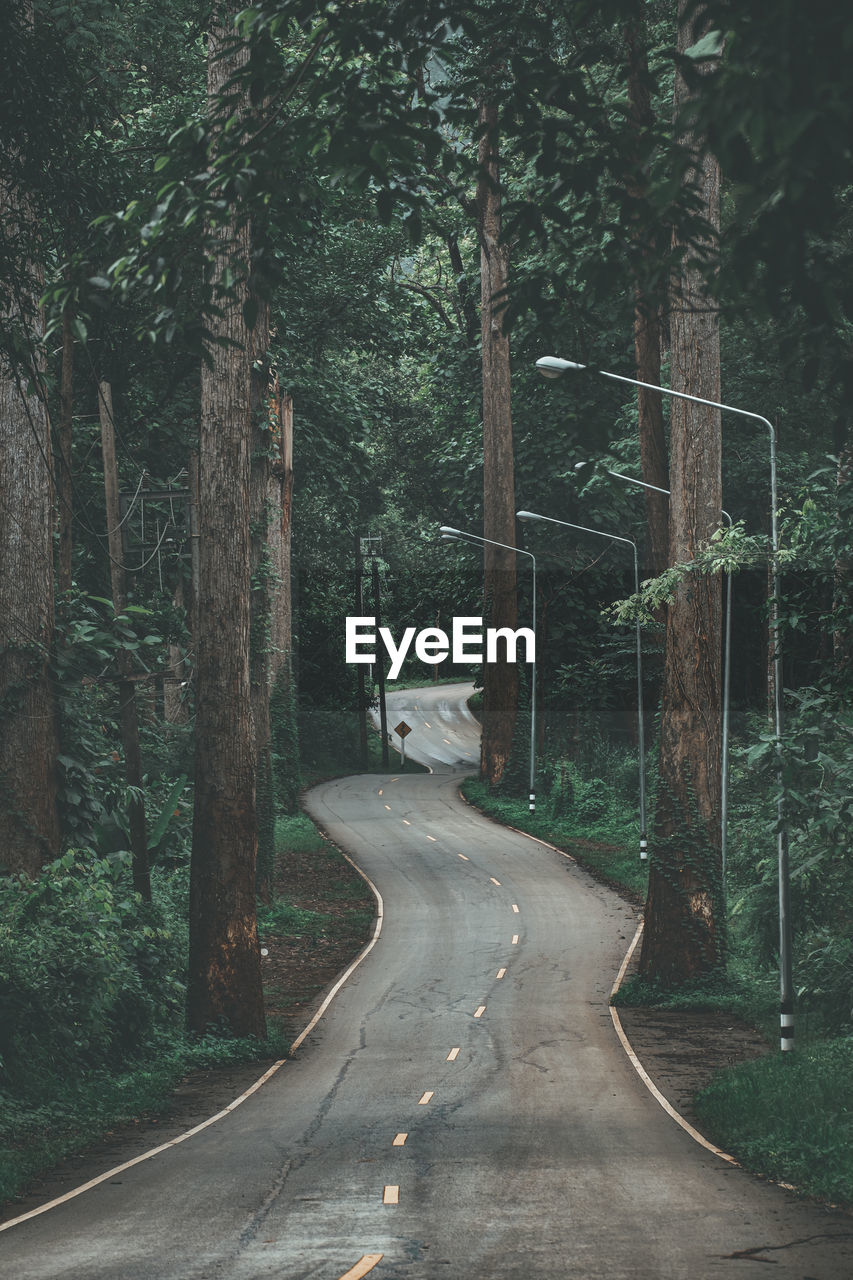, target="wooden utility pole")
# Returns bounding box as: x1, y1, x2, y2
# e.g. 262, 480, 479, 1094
98, 380, 151, 901
371, 555, 390, 766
